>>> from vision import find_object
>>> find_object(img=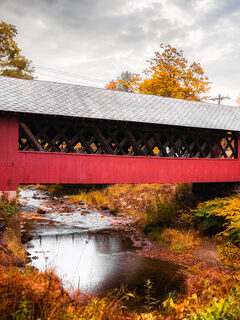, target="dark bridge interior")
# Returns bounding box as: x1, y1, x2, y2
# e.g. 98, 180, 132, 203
19, 114, 238, 159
